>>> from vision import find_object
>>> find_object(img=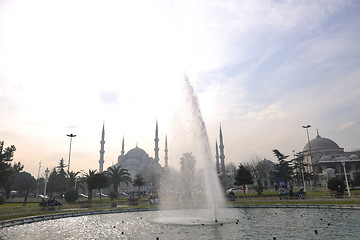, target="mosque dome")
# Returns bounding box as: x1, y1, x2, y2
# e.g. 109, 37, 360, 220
126, 146, 148, 159
303, 132, 341, 152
